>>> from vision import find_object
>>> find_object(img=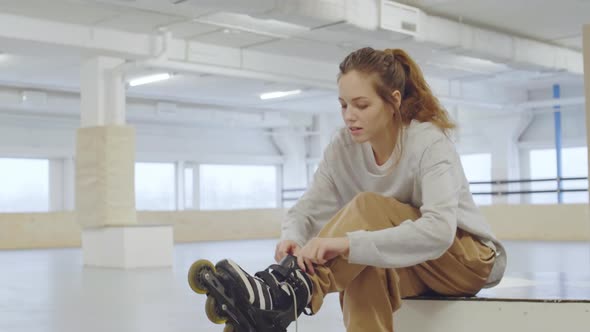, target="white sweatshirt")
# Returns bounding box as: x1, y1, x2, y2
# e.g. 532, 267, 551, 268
281, 120, 506, 287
